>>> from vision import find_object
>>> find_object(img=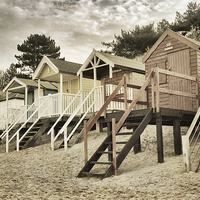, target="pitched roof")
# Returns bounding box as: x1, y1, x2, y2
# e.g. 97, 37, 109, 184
3, 77, 57, 93
48, 57, 82, 74
33, 56, 82, 80
77, 49, 145, 75
100, 52, 145, 72
0, 93, 24, 102
142, 28, 200, 63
